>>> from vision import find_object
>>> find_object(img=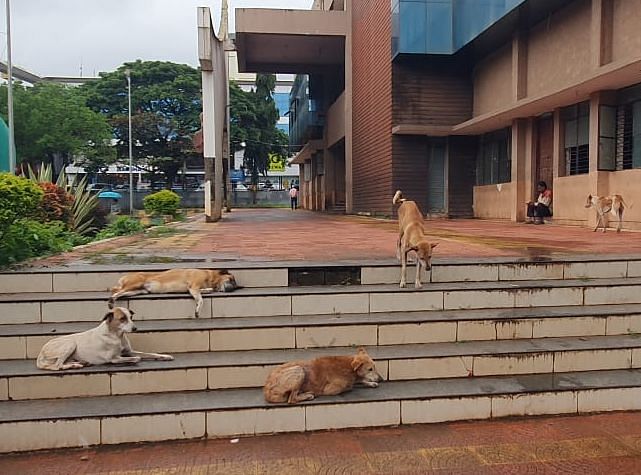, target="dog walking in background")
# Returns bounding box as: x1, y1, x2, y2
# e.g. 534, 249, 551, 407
393, 190, 438, 288
585, 194, 627, 233
263, 348, 382, 404
36, 307, 173, 371
109, 268, 240, 317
